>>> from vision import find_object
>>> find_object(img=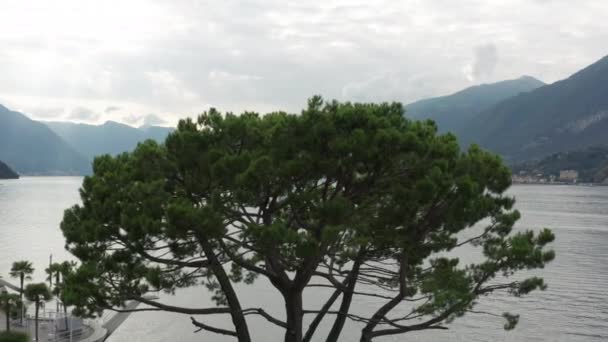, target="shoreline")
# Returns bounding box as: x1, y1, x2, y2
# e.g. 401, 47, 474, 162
511, 182, 608, 186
